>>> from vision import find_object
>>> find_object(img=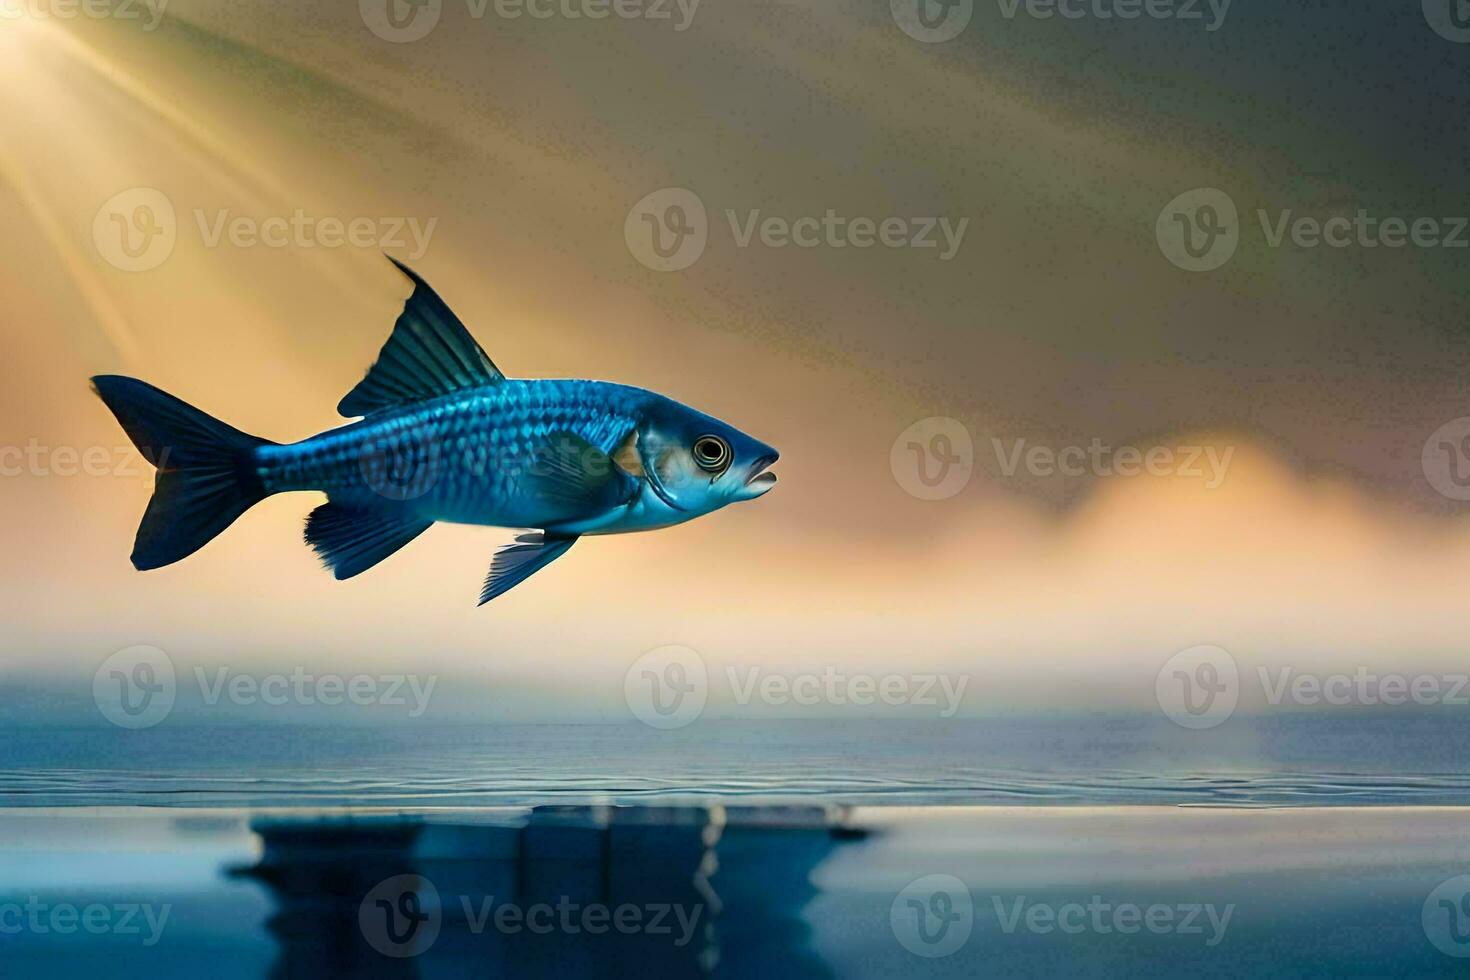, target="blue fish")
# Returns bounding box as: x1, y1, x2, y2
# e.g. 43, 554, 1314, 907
92, 258, 779, 604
